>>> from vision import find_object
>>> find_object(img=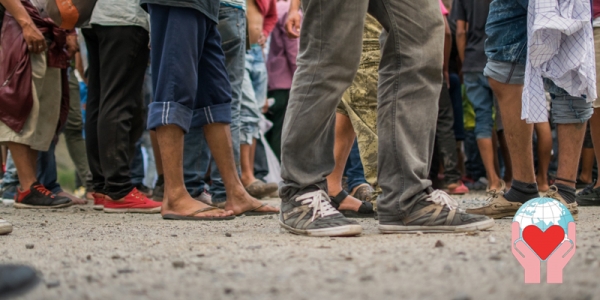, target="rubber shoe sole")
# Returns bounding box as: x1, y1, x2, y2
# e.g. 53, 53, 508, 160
92, 205, 104, 211
378, 218, 495, 234
0, 223, 12, 235
103, 207, 161, 214
13, 202, 73, 209
279, 221, 362, 237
